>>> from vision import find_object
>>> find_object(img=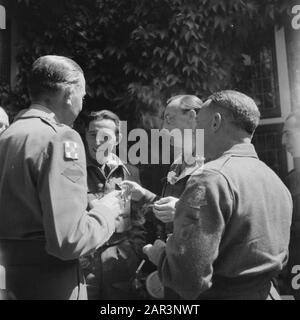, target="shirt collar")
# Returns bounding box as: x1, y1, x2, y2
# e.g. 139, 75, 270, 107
222, 143, 258, 159
87, 152, 130, 176
14, 104, 60, 123
169, 152, 204, 182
